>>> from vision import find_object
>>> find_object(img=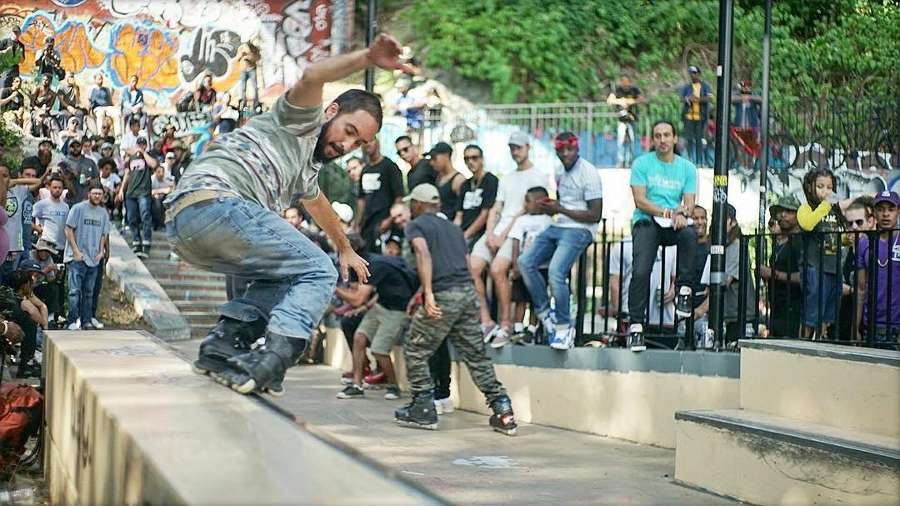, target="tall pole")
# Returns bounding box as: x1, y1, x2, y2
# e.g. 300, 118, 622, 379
709, 0, 735, 350
757, 0, 772, 233
364, 0, 377, 92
